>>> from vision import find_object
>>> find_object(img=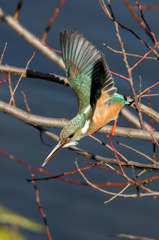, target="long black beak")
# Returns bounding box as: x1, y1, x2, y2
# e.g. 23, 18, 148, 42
42, 141, 66, 167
